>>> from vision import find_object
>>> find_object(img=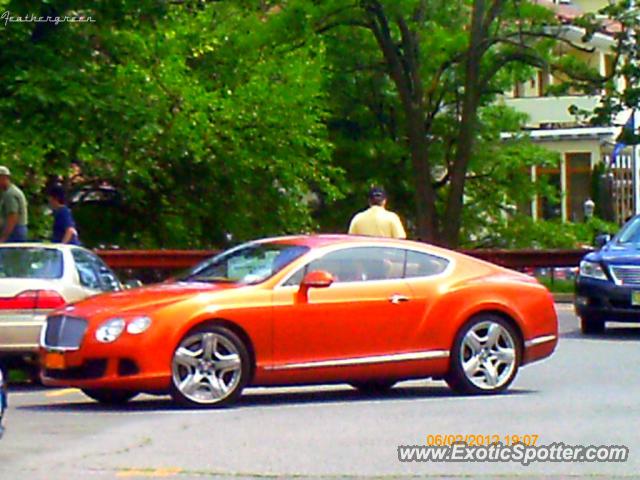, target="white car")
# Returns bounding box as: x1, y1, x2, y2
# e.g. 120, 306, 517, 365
0, 244, 122, 368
